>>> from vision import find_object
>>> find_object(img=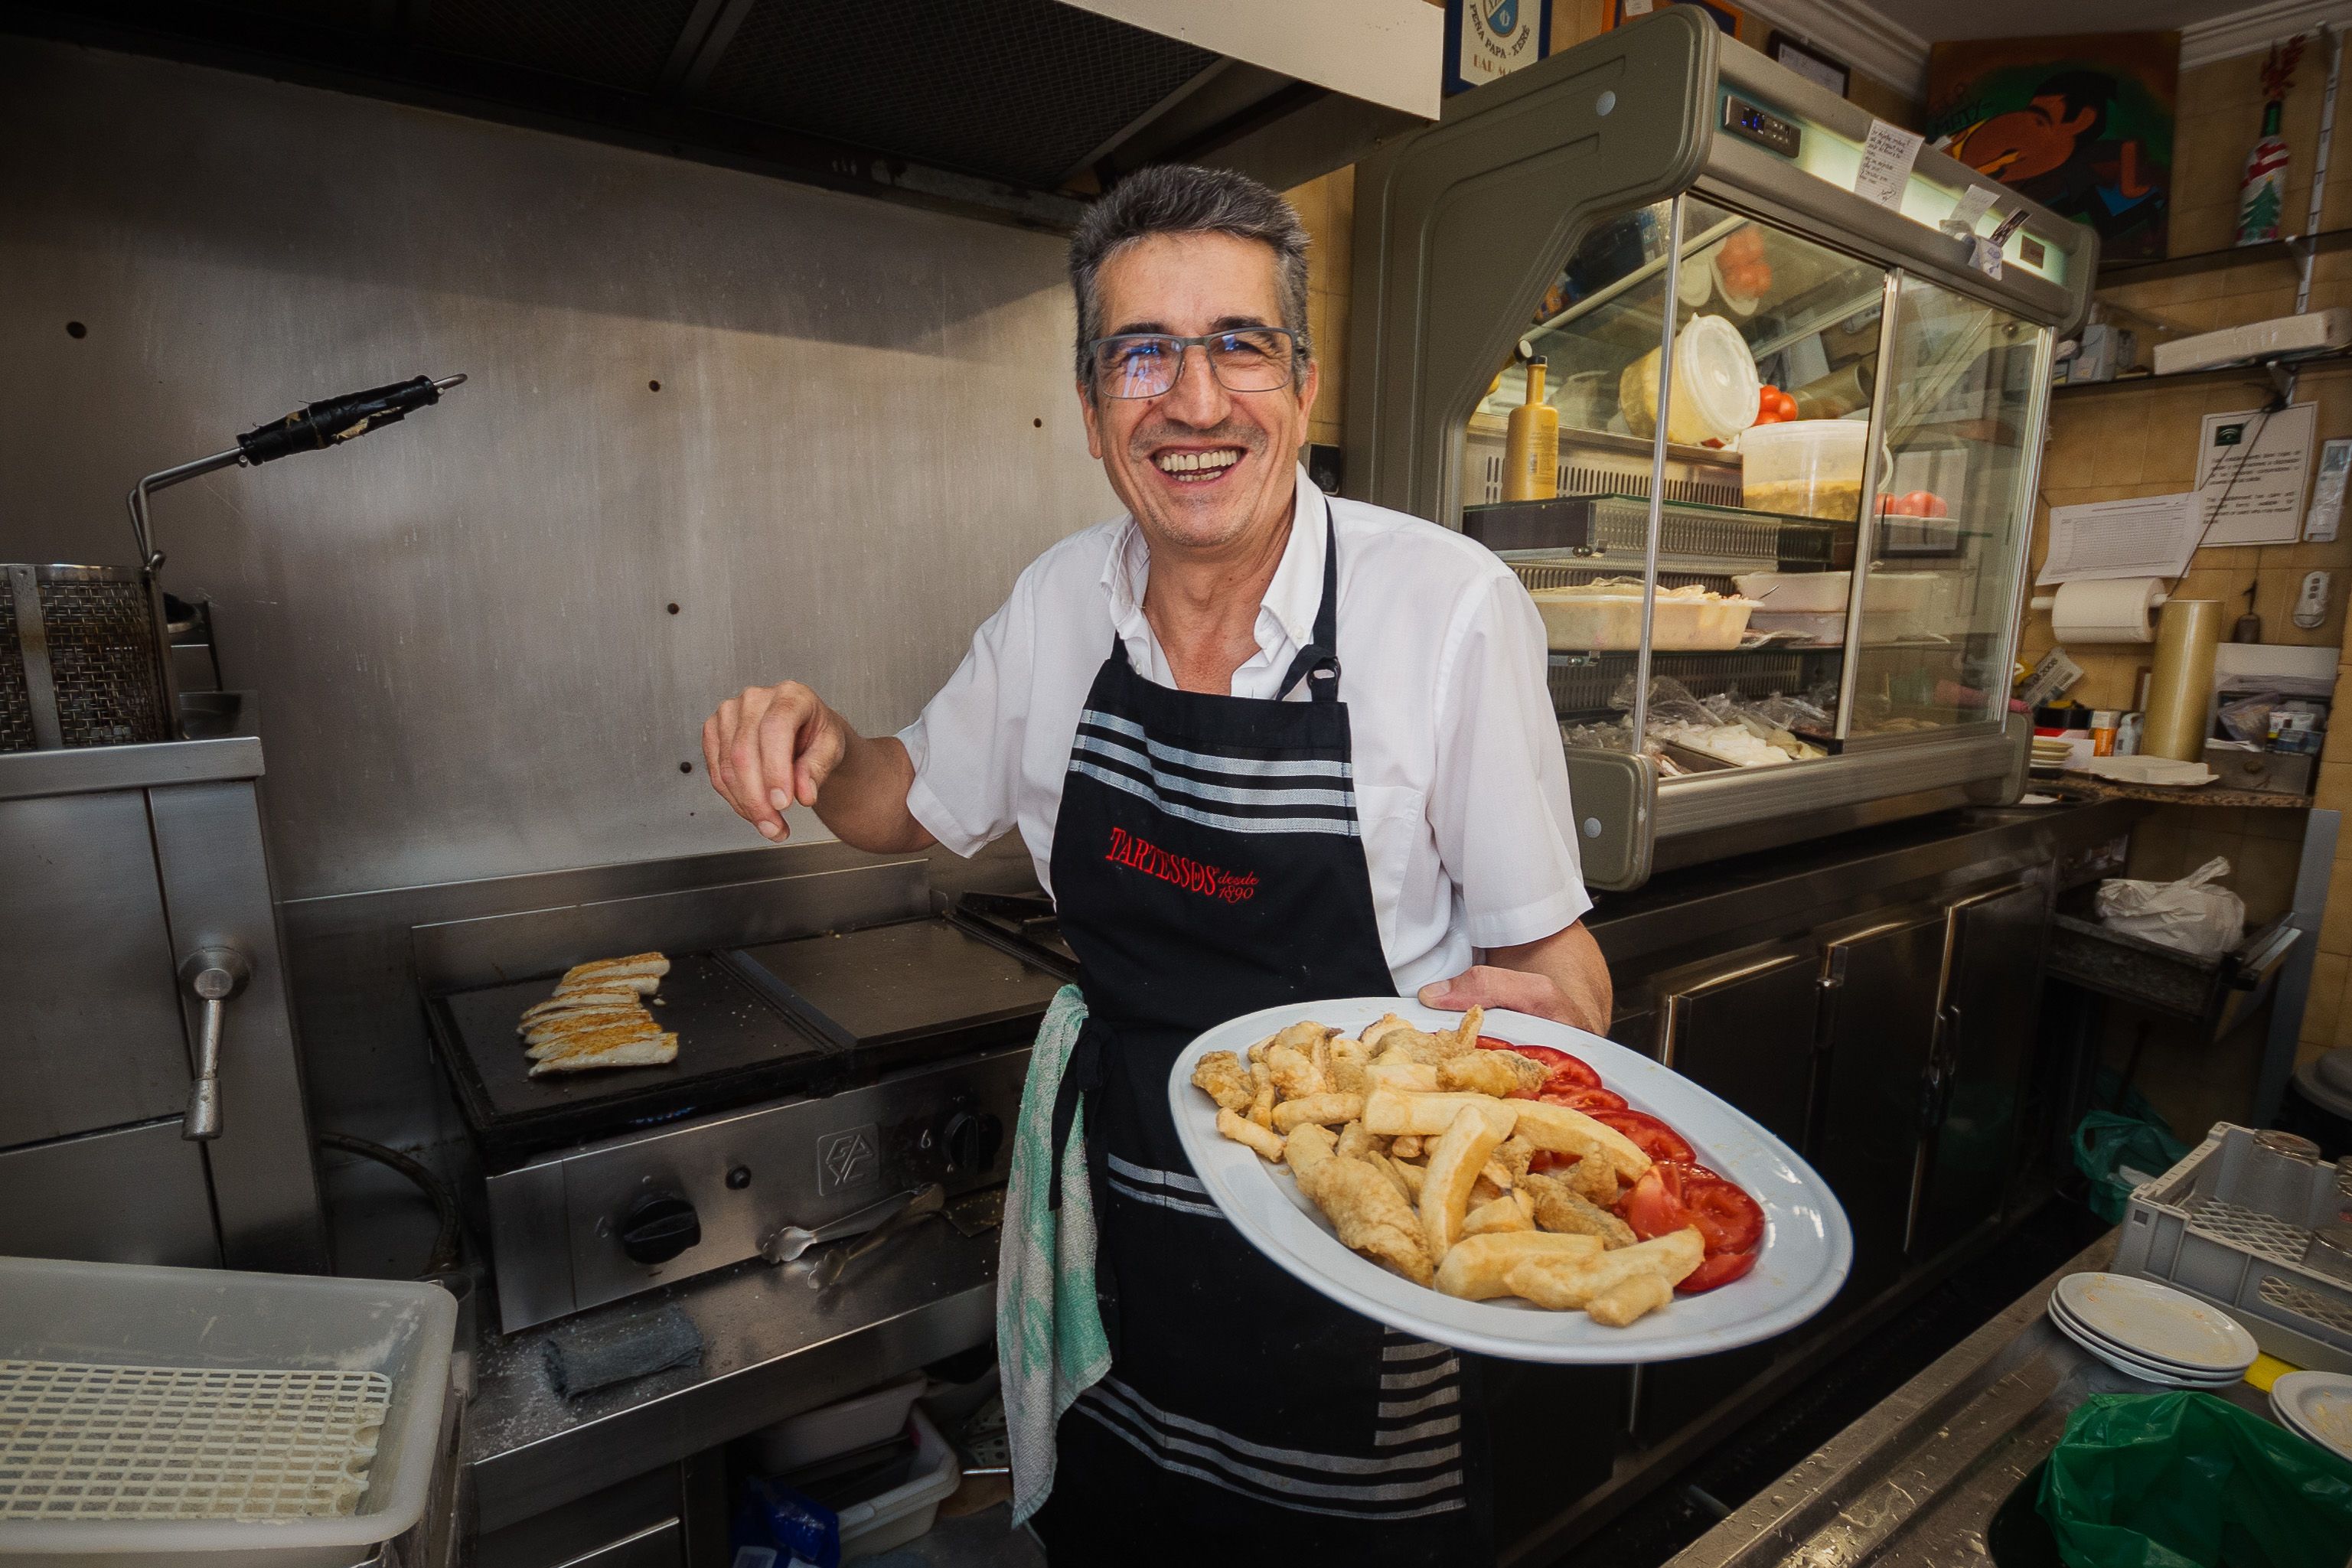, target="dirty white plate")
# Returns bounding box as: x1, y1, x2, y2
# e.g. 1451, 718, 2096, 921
1165, 998, 1852, 1364
2051, 1273, 2258, 1375
2047, 1297, 2243, 1387
2272, 1372, 2352, 1460
2078, 755, 2216, 787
